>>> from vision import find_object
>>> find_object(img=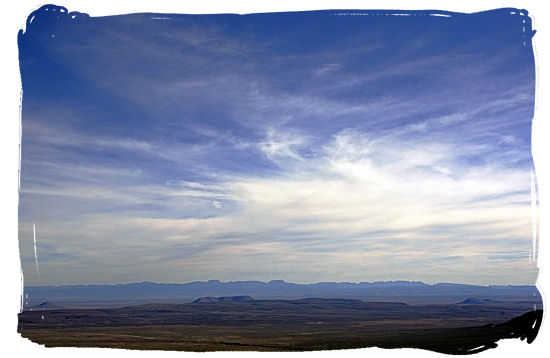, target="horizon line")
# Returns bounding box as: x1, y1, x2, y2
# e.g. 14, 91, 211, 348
23, 279, 538, 288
